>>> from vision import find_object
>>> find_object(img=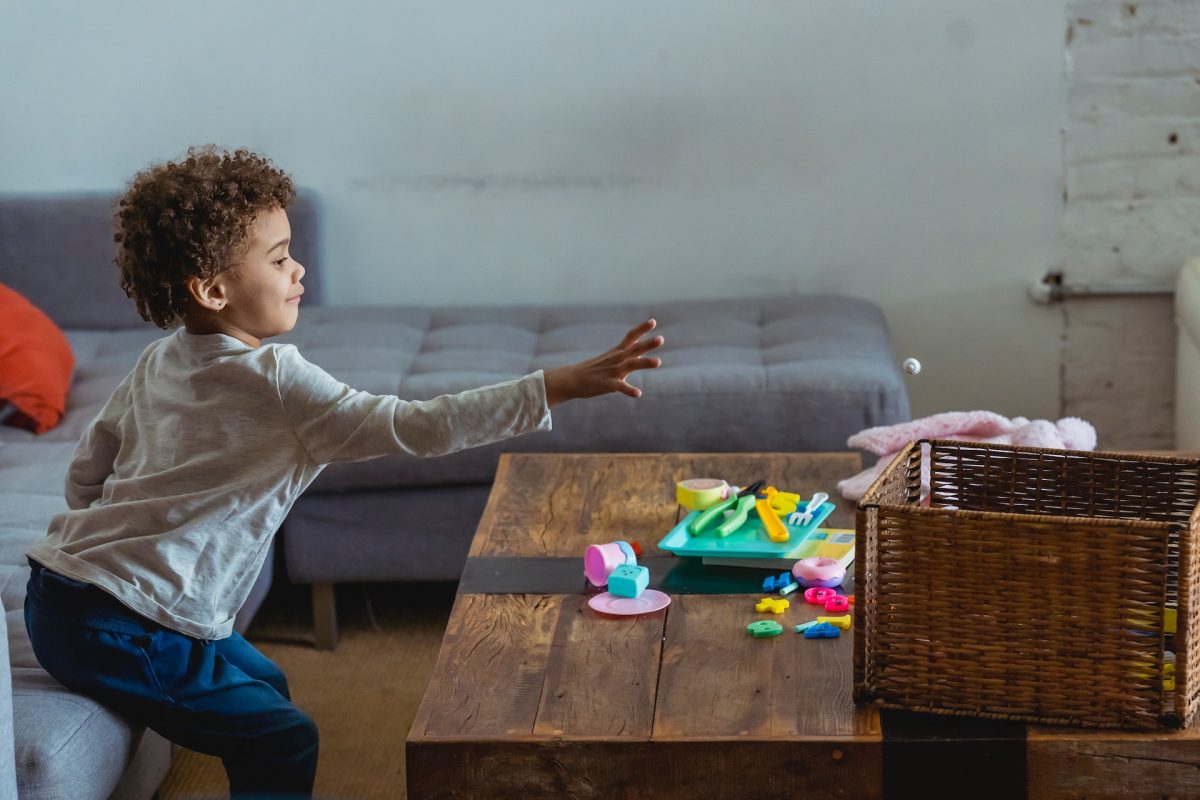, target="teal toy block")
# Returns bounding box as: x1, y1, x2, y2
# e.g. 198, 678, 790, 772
608, 564, 649, 598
